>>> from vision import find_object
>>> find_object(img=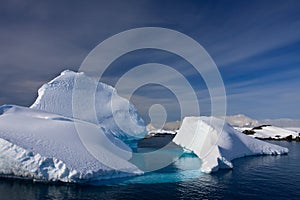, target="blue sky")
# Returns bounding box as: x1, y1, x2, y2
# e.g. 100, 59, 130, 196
0, 0, 300, 121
